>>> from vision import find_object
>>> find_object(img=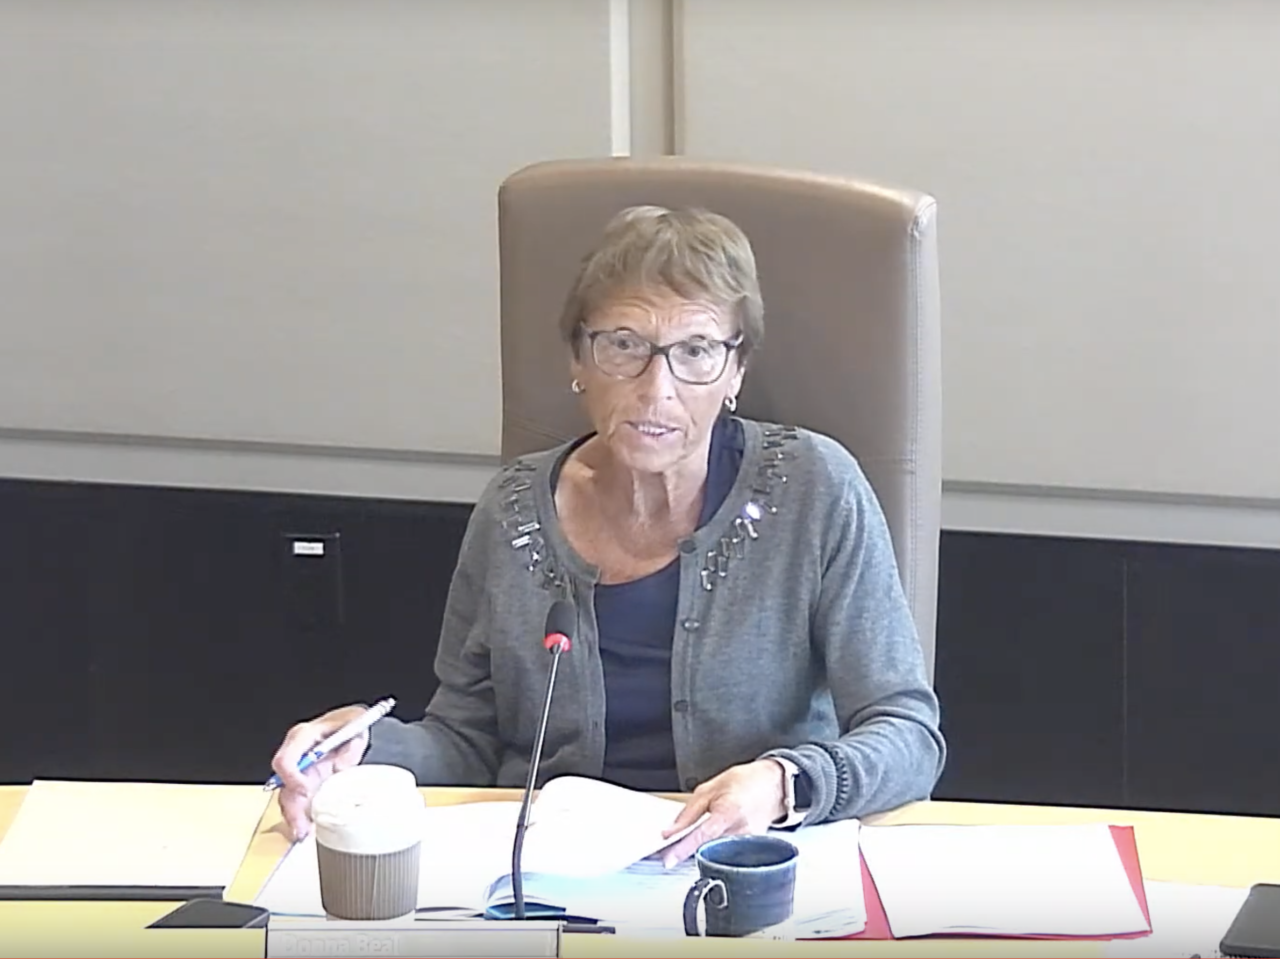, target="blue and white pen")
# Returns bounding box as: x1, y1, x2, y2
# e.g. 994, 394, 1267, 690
263, 697, 396, 792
